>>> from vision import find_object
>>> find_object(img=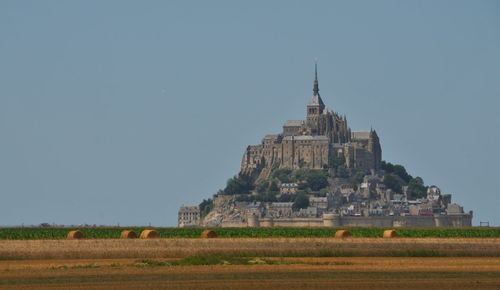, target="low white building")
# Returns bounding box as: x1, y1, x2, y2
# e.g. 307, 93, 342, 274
280, 183, 299, 195
178, 205, 200, 227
